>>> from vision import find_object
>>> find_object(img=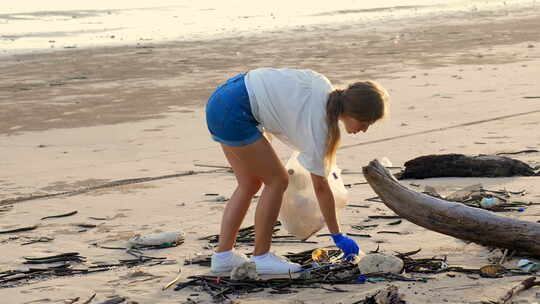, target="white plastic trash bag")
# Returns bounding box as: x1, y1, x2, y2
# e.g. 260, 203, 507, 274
278, 152, 348, 240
